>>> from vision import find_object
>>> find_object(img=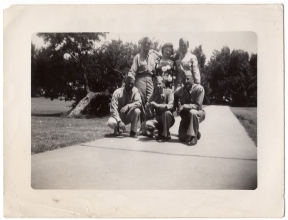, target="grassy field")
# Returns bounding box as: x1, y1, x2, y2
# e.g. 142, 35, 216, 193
32, 97, 73, 116
32, 97, 112, 154
230, 107, 257, 146
32, 98, 257, 154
